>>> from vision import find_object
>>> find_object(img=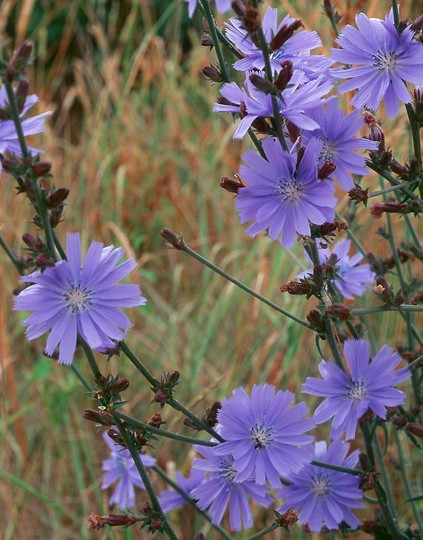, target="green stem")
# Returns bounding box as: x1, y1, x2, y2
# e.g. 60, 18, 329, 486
3, 79, 57, 261
200, 0, 230, 82
70, 364, 92, 391
112, 416, 178, 540
352, 305, 423, 316
368, 180, 416, 199
366, 161, 417, 200
248, 522, 280, 540
408, 354, 423, 371
120, 341, 157, 387
256, 27, 288, 151
393, 429, 423, 534
391, 0, 400, 29
113, 411, 217, 447
153, 465, 234, 540
197, 0, 242, 59
311, 460, 361, 476
79, 338, 102, 380
52, 230, 67, 260
181, 243, 312, 329
0, 235, 24, 274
